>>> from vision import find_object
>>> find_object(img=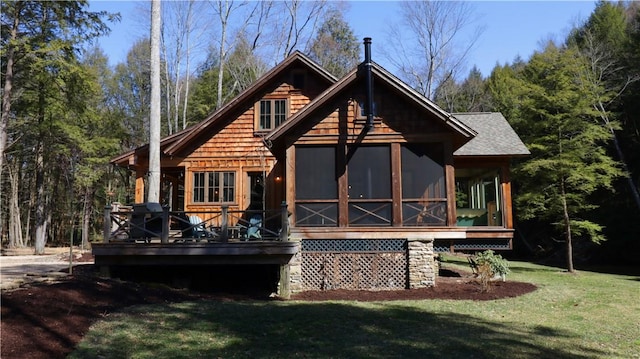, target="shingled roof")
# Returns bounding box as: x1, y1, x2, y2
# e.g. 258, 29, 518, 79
453, 112, 530, 157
